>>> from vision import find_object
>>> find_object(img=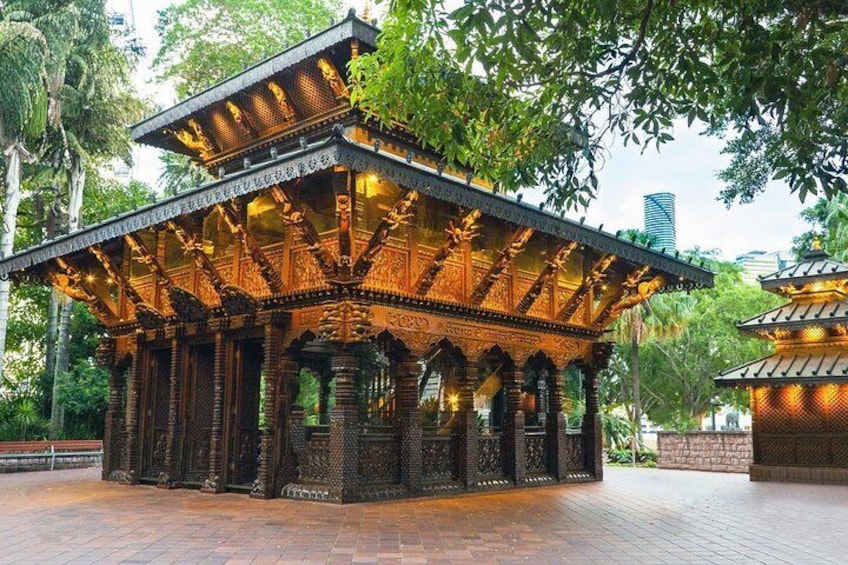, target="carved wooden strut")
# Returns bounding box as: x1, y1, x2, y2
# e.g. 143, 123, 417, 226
164, 219, 259, 315
558, 253, 617, 322
51, 257, 116, 322
89, 244, 167, 329
215, 202, 284, 294
413, 209, 481, 296
469, 226, 534, 305
516, 241, 579, 314
269, 183, 338, 280
124, 232, 209, 323
592, 265, 650, 326
596, 272, 665, 326
352, 189, 419, 279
